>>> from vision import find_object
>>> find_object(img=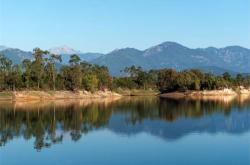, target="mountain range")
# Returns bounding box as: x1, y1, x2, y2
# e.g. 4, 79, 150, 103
92, 42, 250, 75
0, 48, 33, 64
0, 45, 102, 65
0, 42, 249, 76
